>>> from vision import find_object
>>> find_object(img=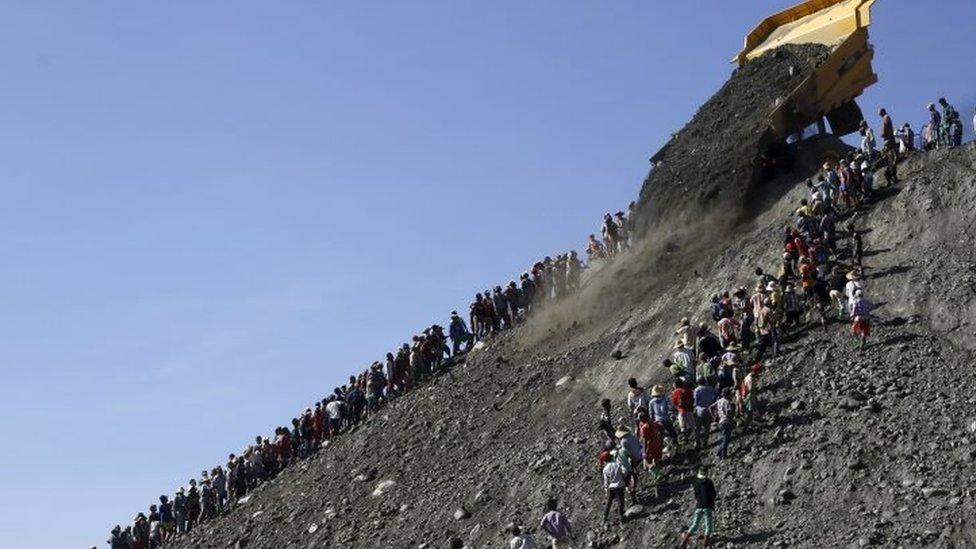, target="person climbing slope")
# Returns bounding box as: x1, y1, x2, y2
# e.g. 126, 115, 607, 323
680, 466, 718, 547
